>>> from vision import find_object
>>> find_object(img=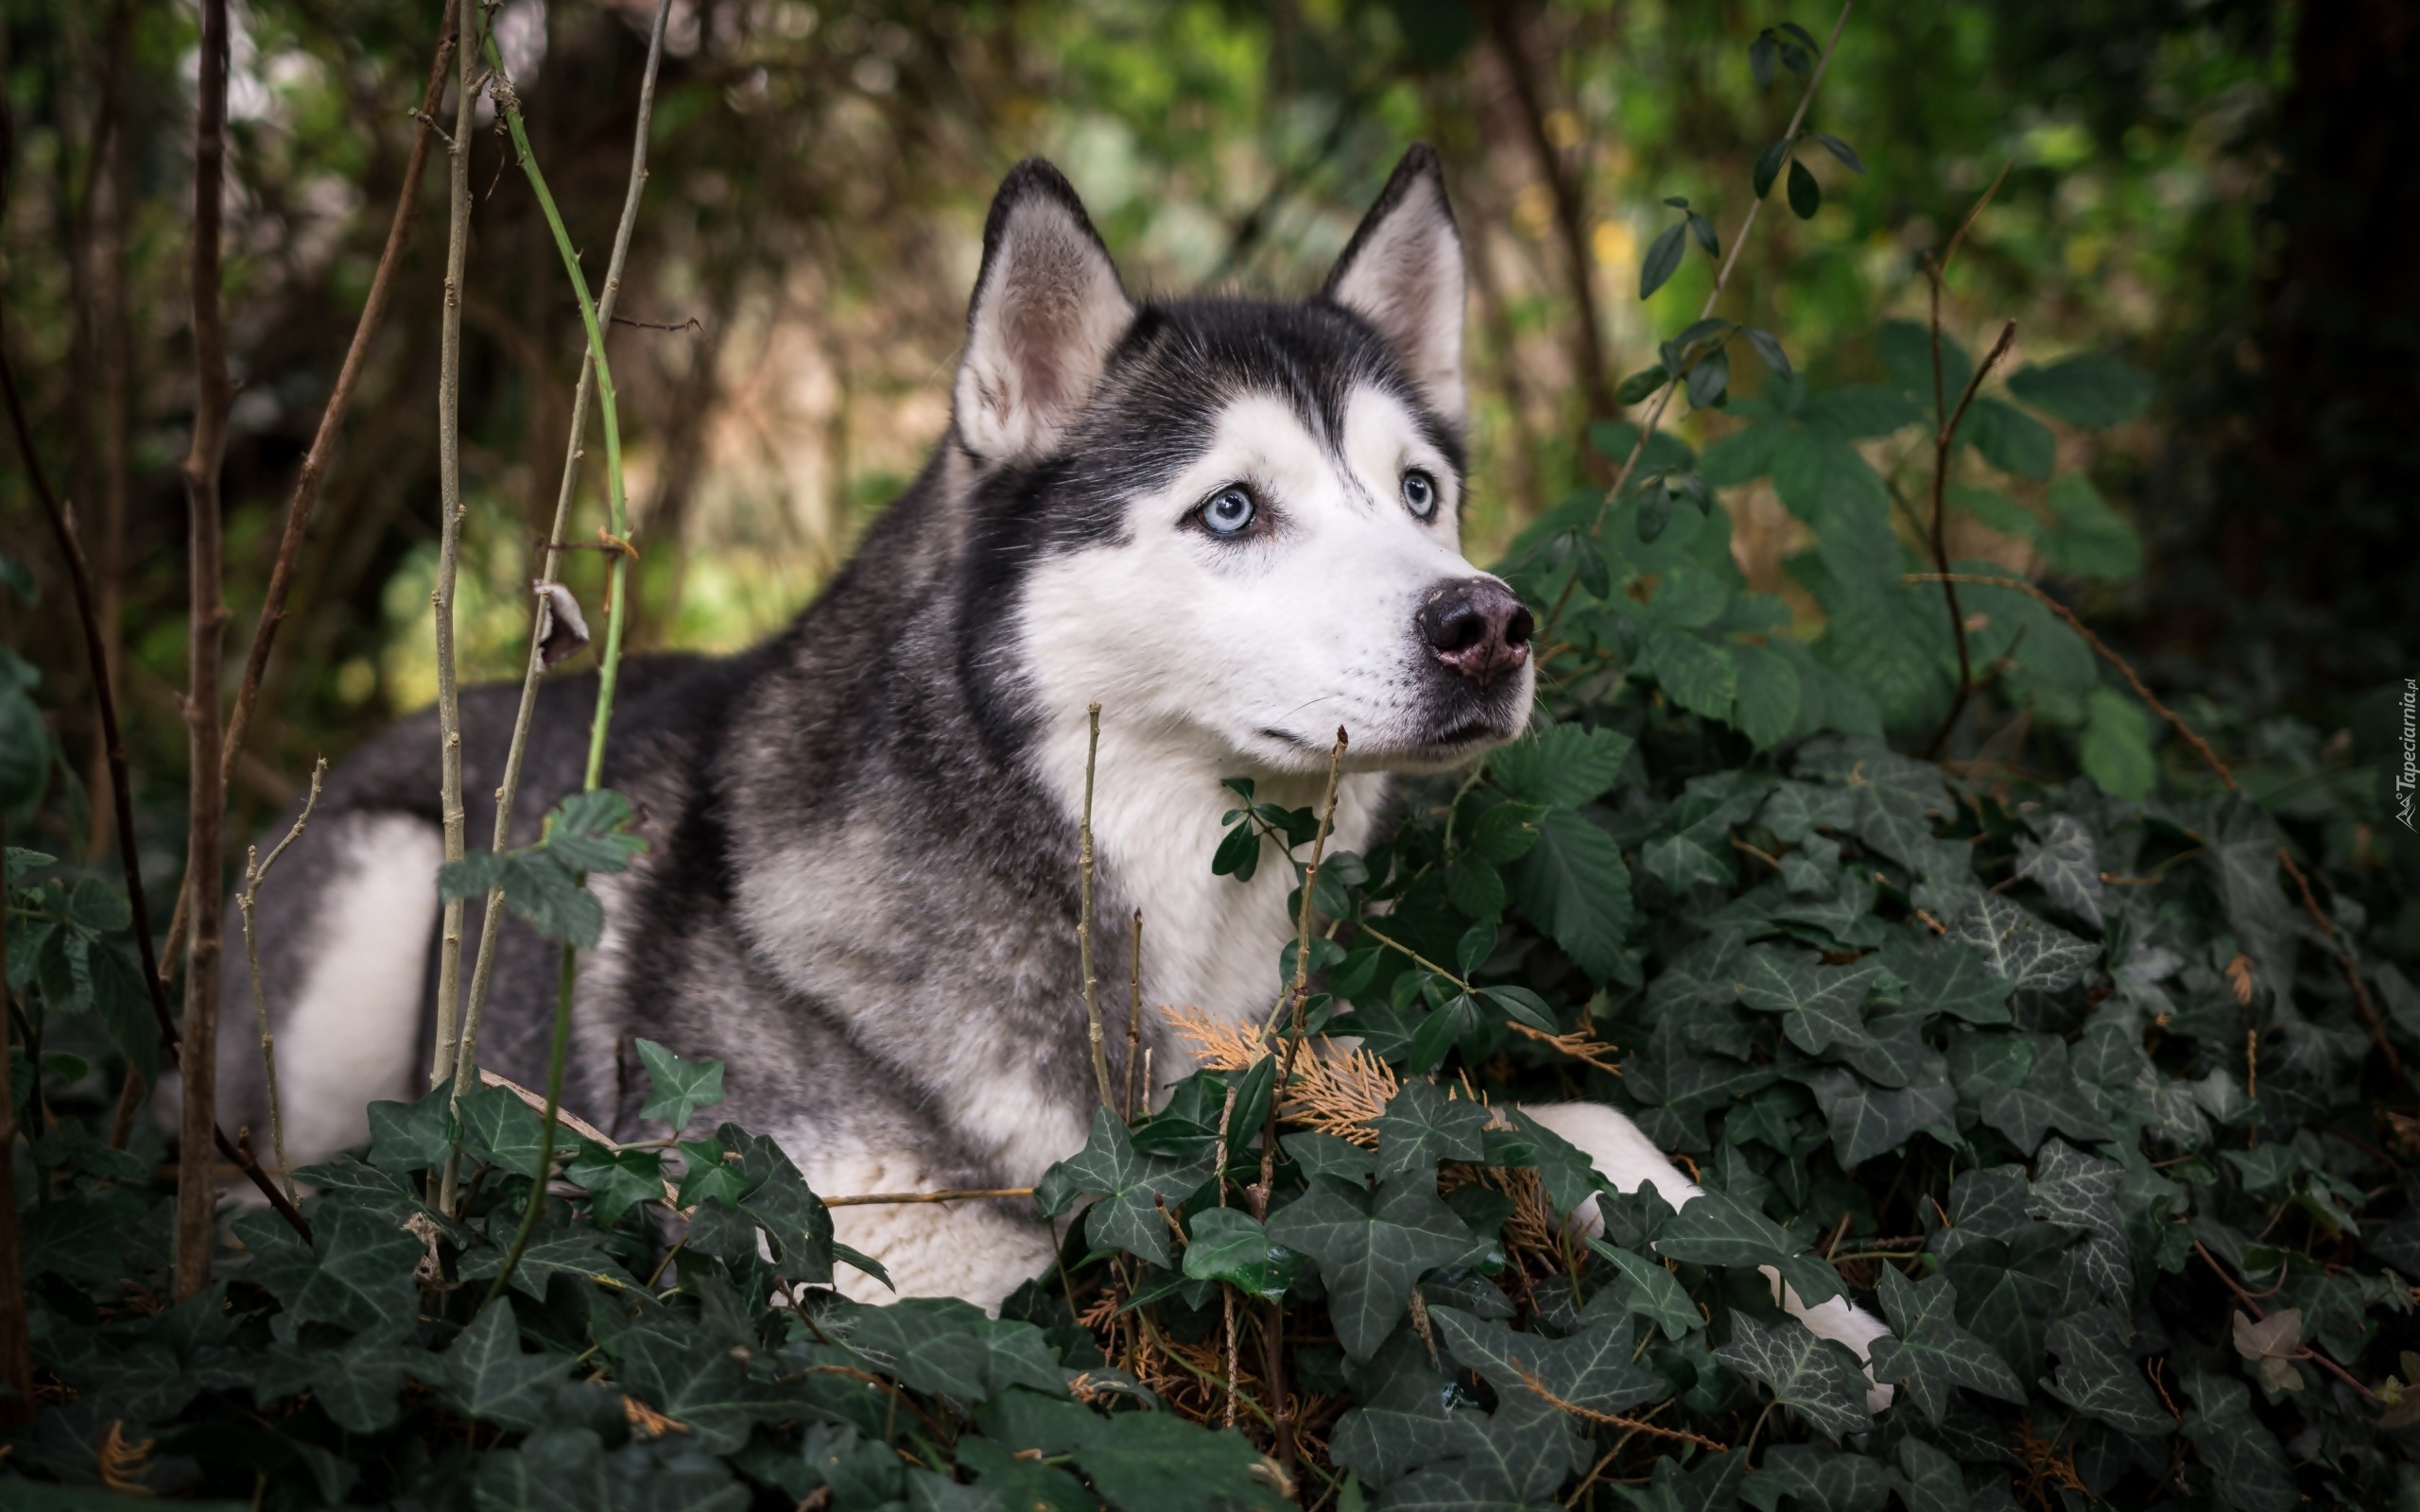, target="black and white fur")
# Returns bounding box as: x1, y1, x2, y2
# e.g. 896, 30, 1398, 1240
206, 148, 1887, 1386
